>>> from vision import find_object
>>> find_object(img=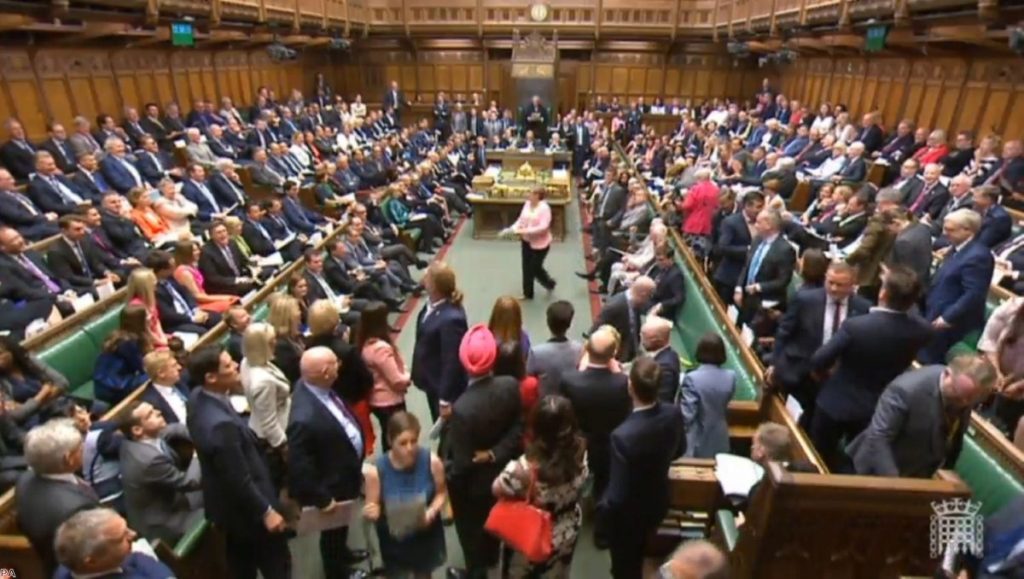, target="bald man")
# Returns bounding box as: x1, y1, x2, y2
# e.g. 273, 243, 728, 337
641, 316, 681, 403
287, 346, 369, 578
659, 540, 729, 579
560, 326, 631, 544
591, 275, 656, 362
